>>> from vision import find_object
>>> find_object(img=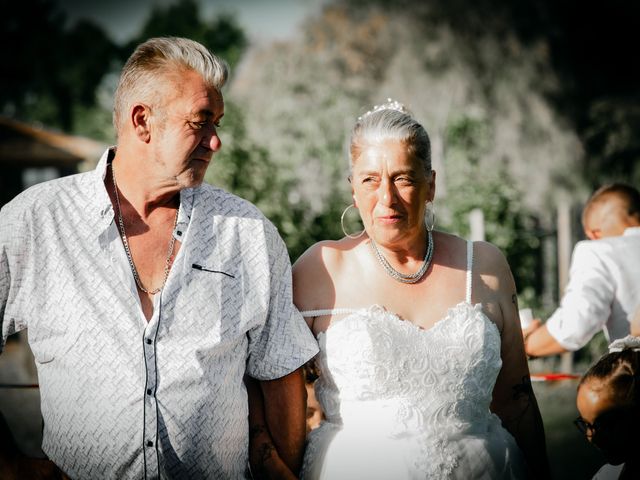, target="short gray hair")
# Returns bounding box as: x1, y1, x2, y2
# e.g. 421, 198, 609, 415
349, 101, 431, 174
113, 36, 229, 136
